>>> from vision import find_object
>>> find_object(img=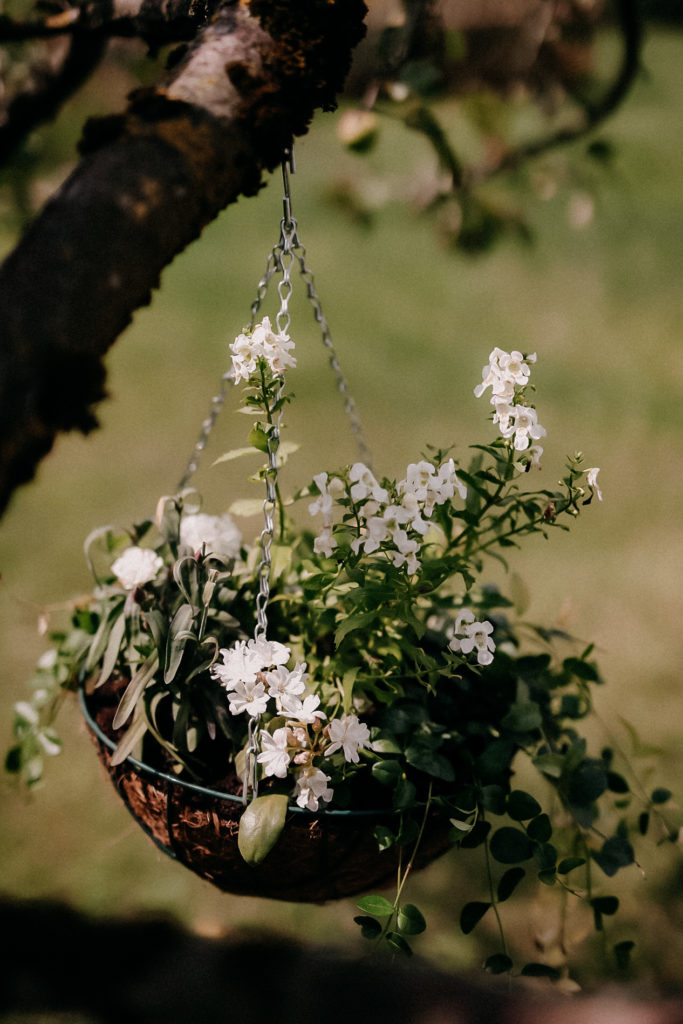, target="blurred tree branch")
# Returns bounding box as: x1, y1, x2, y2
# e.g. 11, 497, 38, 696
0, 0, 368, 517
